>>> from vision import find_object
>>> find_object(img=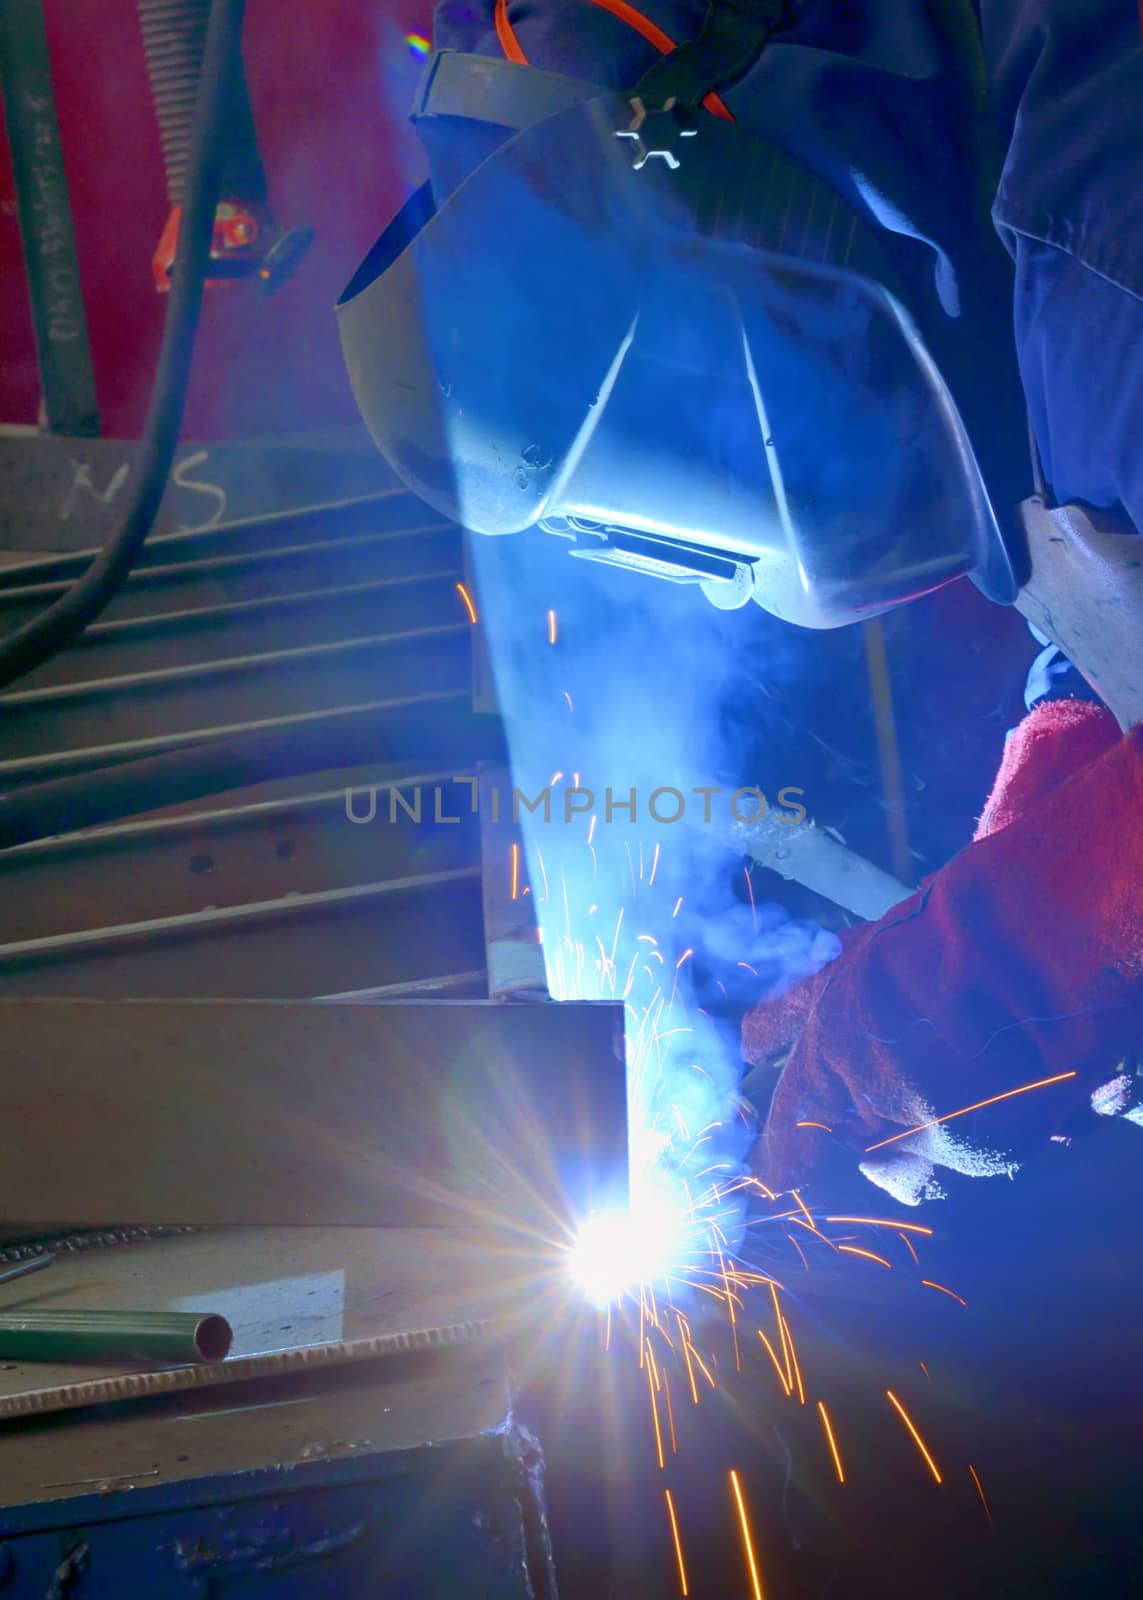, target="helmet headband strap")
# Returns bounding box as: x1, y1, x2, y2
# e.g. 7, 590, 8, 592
632, 0, 792, 112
